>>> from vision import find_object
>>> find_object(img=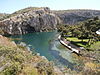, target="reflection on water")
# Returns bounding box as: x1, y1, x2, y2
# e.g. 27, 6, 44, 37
10, 31, 77, 69
50, 40, 76, 69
